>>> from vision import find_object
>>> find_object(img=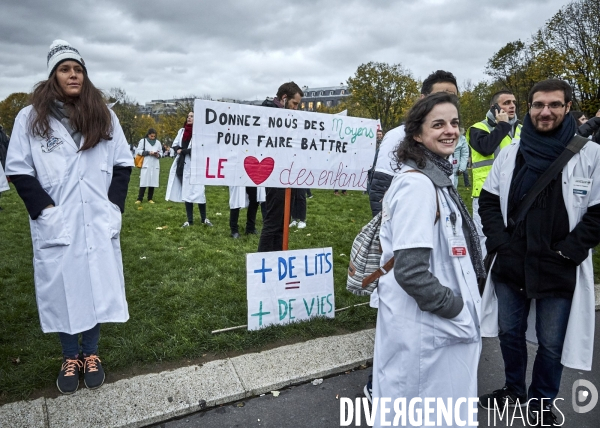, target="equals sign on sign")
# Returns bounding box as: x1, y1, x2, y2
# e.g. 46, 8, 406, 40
285, 281, 300, 290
